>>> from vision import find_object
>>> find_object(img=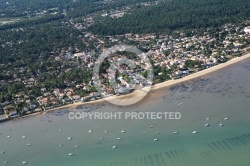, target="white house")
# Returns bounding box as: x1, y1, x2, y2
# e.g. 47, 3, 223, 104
74, 52, 84, 58
244, 26, 250, 33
